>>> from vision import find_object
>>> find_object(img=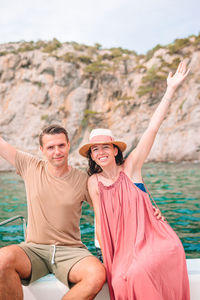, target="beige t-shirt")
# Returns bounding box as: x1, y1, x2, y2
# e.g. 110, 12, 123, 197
15, 150, 91, 247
